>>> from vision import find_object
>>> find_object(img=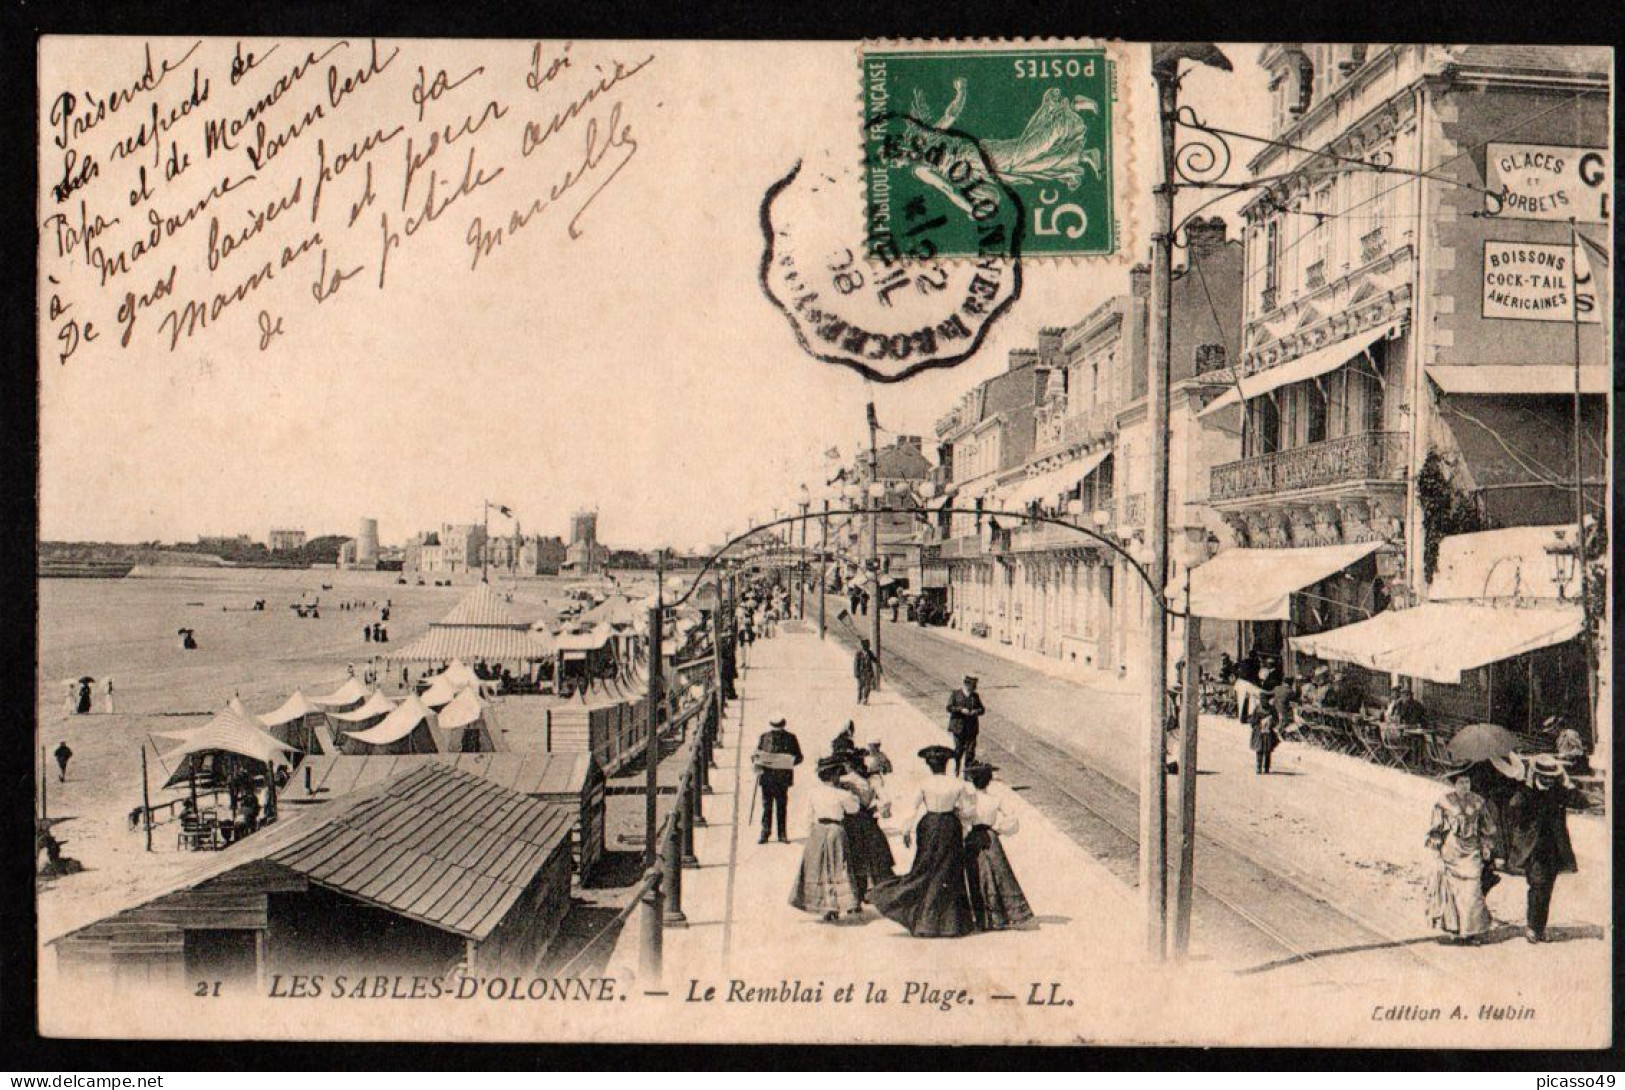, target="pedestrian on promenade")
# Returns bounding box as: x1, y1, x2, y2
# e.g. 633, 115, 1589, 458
863, 741, 893, 787
831, 720, 858, 759
1498, 754, 1581, 943
54, 740, 73, 782
789, 757, 861, 922
962, 762, 1035, 931
1248, 704, 1277, 774
946, 675, 984, 777
837, 751, 895, 908
868, 745, 976, 938
75, 679, 92, 715
854, 640, 878, 704
889, 594, 901, 623
103, 678, 115, 714
753, 717, 803, 844
1425, 771, 1497, 944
